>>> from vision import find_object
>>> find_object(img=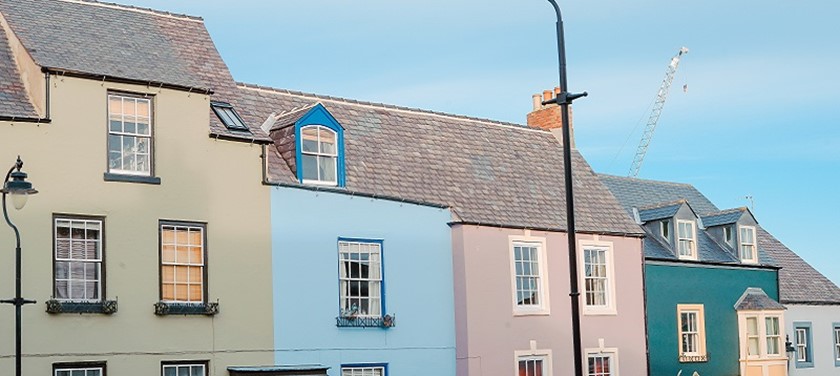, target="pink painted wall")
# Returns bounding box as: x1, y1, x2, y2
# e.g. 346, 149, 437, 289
452, 224, 647, 376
